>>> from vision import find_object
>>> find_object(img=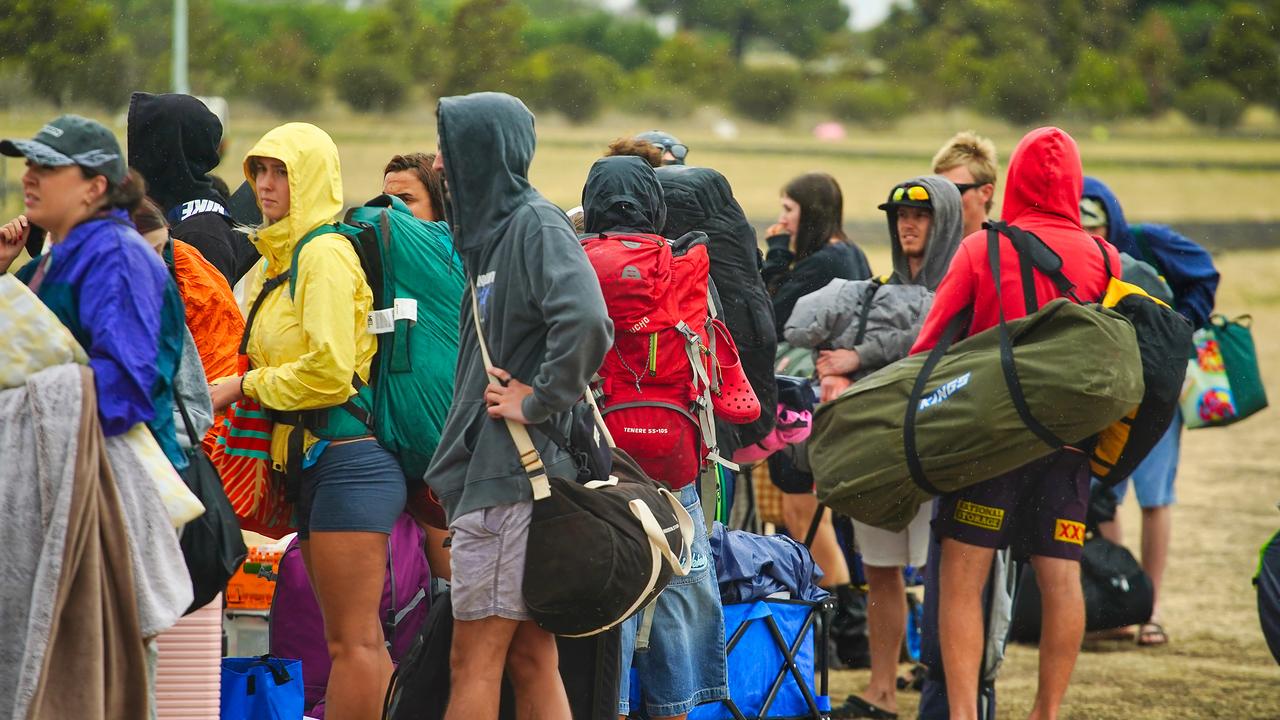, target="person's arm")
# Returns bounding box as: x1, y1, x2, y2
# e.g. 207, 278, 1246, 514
760, 228, 794, 290
1142, 225, 1219, 328
910, 245, 976, 355
517, 223, 615, 425
240, 236, 365, 410
79, 251, 163, 436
